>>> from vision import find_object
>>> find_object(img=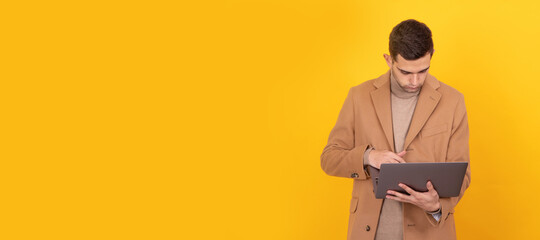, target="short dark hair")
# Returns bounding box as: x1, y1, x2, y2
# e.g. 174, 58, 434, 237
389, 19, 434, 61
